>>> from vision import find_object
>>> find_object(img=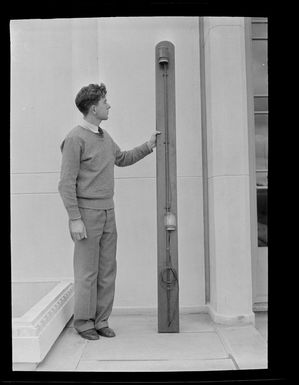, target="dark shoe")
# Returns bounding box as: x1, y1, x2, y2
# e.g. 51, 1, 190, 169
79, 328, 100, 340
97, 327, 116, 337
